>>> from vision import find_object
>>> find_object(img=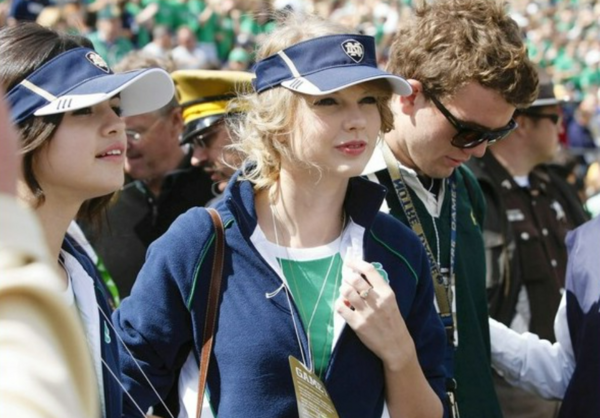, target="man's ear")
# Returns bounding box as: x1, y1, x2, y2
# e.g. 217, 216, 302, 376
170, 107, 184, 132
513, 113, 529, 132
396, 79, 424, 115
